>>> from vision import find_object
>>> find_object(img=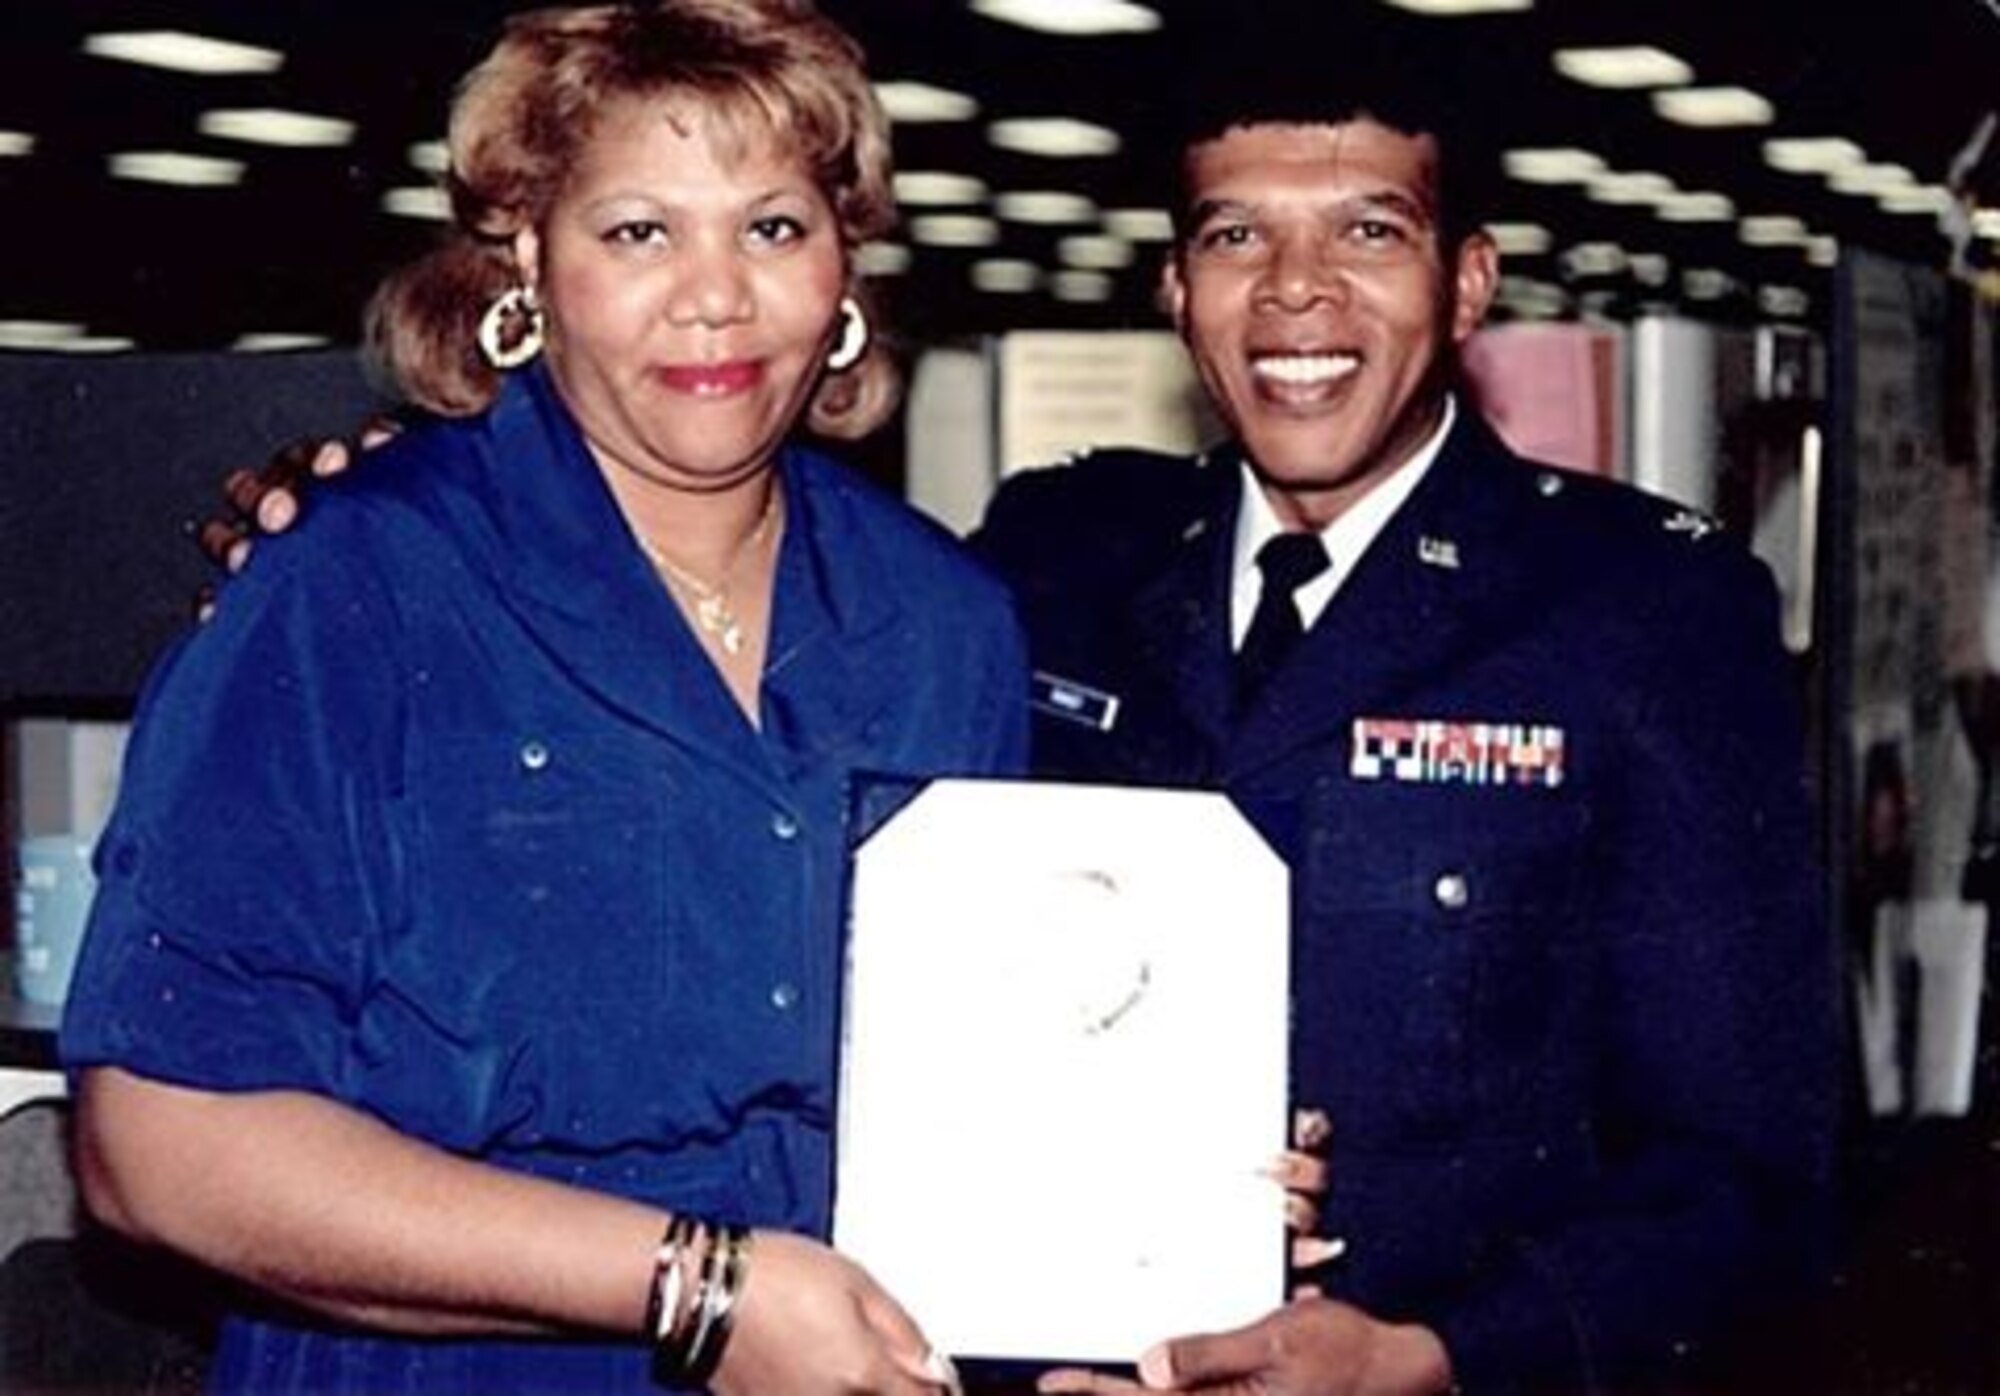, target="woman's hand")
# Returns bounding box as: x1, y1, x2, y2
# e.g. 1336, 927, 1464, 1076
1267, 1108, 1342, 1283
713, 1230, 951, 1396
